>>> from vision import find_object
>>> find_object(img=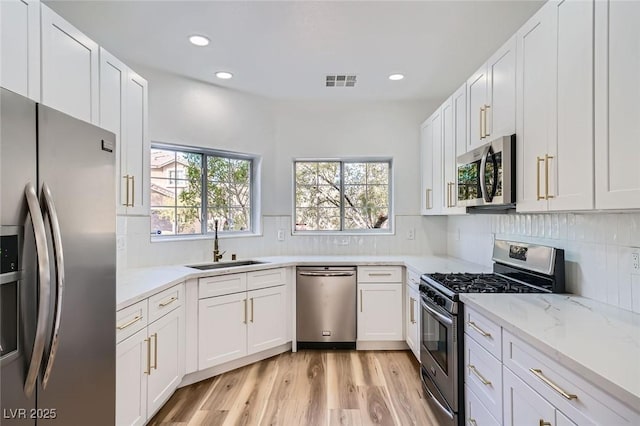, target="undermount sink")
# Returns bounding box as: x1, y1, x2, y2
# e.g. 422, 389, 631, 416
186, 260, 267, 270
